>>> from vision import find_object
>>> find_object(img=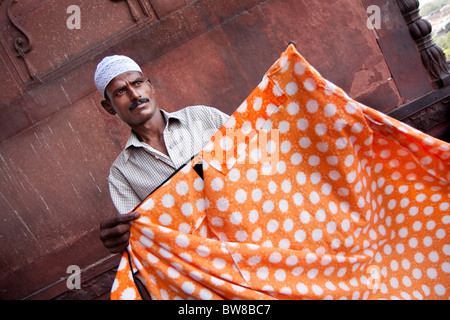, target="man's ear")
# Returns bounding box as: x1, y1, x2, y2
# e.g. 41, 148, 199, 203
146, 78, 154, 93
101, 99, 116, 116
